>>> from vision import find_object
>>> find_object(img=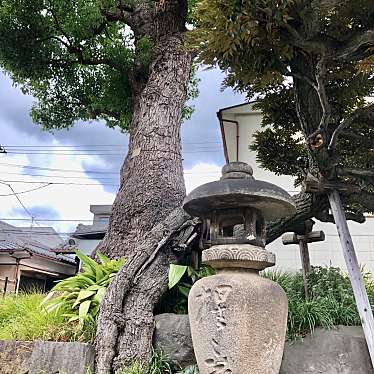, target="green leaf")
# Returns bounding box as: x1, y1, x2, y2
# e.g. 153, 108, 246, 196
79, 300, 91, 325
93, 287, 107, 304
178, 285, 191, 298
168, 265, 188, 289
75, 250, 100, 273
68, 315, 80, 323
96, 252, 110, 266
72, 290, 96, 308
